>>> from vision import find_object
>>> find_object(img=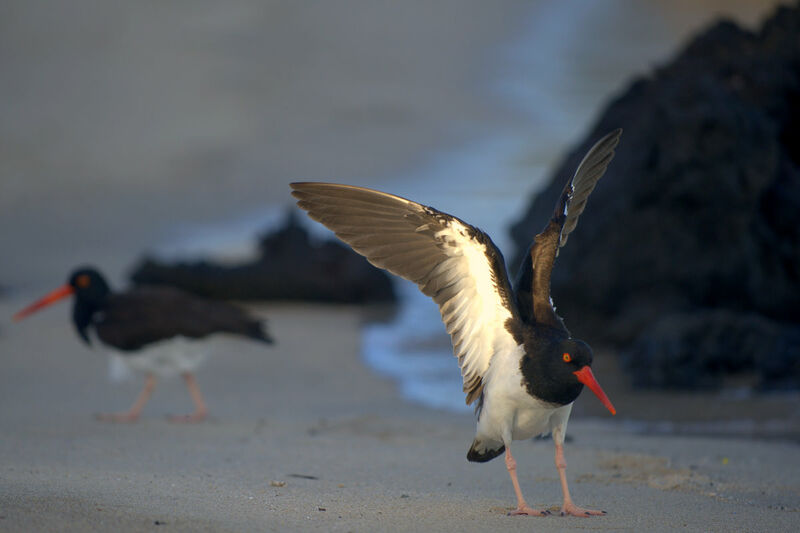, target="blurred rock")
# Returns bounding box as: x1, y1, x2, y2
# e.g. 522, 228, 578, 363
622, 311, 800, 390
130, 212, 396, 305
509, 4, 800, 389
